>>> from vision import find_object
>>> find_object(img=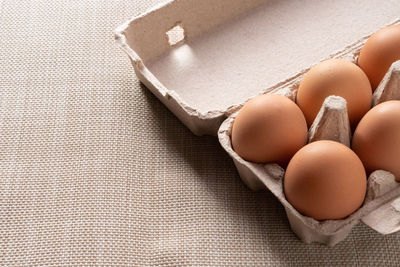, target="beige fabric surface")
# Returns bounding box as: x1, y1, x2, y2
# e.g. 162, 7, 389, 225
1, 0, 400, 266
